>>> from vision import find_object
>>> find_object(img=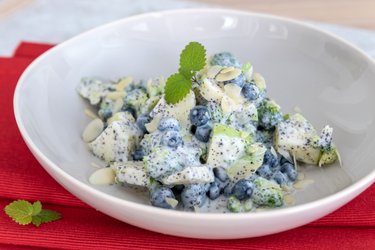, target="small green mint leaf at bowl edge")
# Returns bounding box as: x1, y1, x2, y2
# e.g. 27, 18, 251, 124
179, 41, 206, 79
38, 209, 62, 223
4, 200, 33, 225
32, 201, 42, 216
164, 73, 192, 104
